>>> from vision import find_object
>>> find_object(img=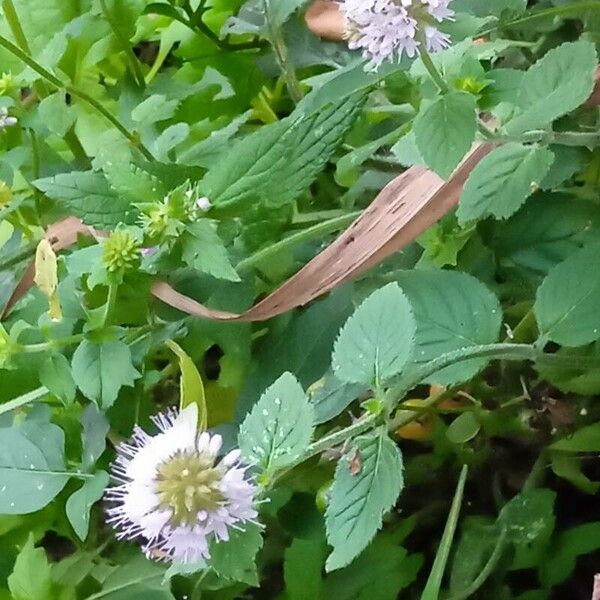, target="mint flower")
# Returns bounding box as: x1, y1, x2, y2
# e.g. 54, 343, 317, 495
106, 404, 259, 564
340, 0, 454, 70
